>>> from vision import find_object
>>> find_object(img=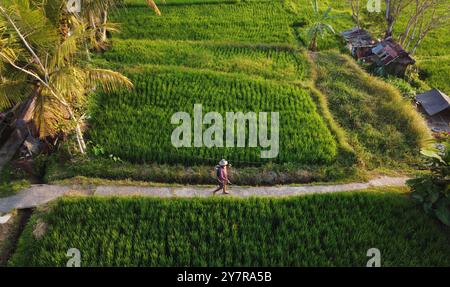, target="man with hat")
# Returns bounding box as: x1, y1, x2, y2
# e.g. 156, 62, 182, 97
213, 159, 231, 195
